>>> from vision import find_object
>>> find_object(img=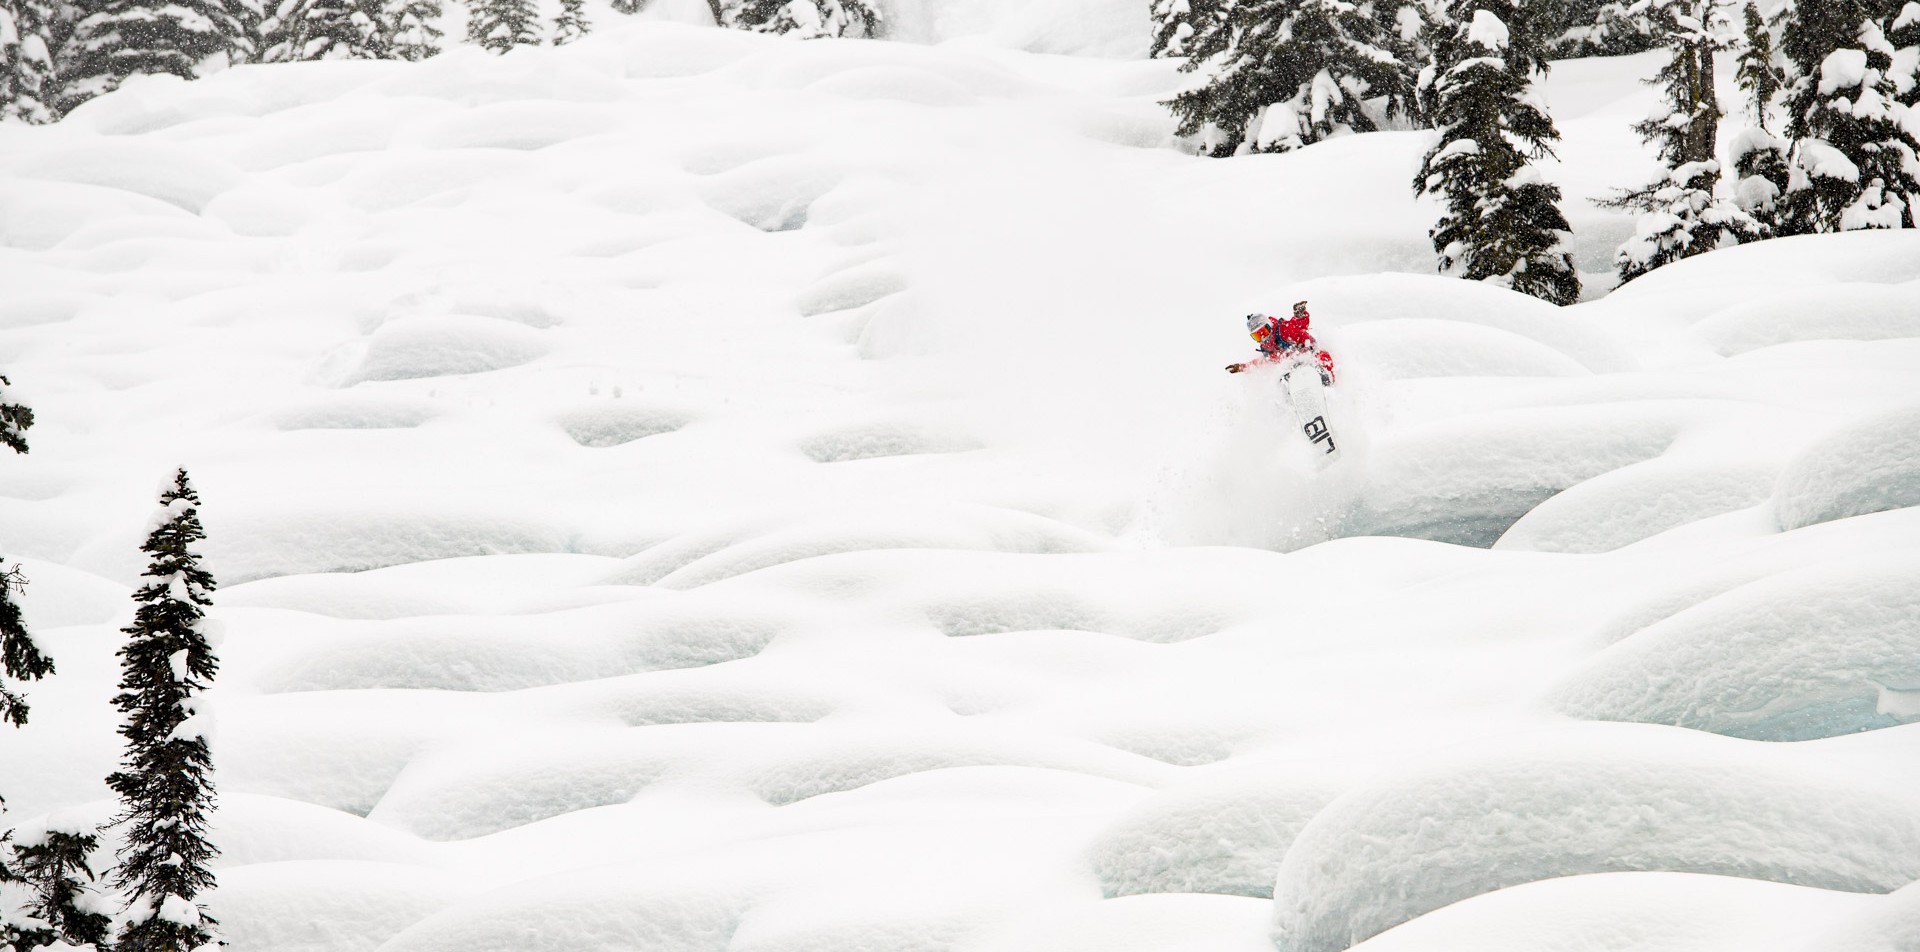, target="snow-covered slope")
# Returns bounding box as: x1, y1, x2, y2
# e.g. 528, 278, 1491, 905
3, 15, 1919, 952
